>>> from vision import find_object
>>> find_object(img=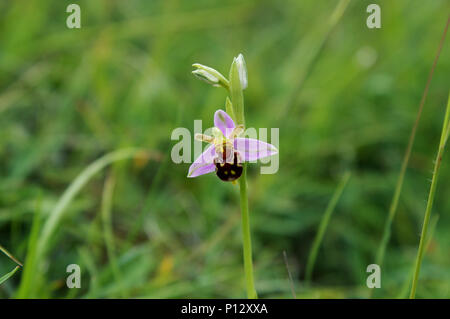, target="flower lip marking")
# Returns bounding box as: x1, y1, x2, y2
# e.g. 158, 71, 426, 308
215, 150, 243, 182
187, 109, 278, 181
